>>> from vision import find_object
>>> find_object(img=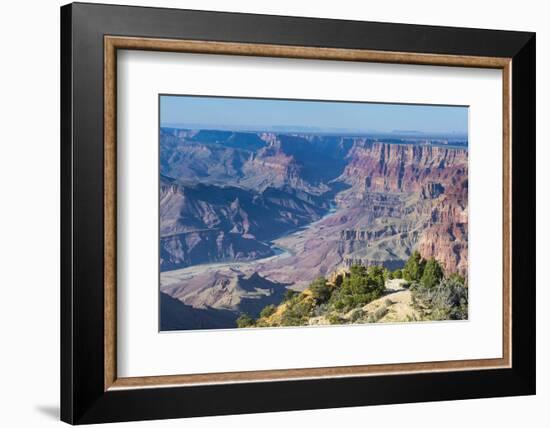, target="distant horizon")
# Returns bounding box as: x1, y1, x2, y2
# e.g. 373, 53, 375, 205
160, 95, 469, 136
160, 123, 468, 139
